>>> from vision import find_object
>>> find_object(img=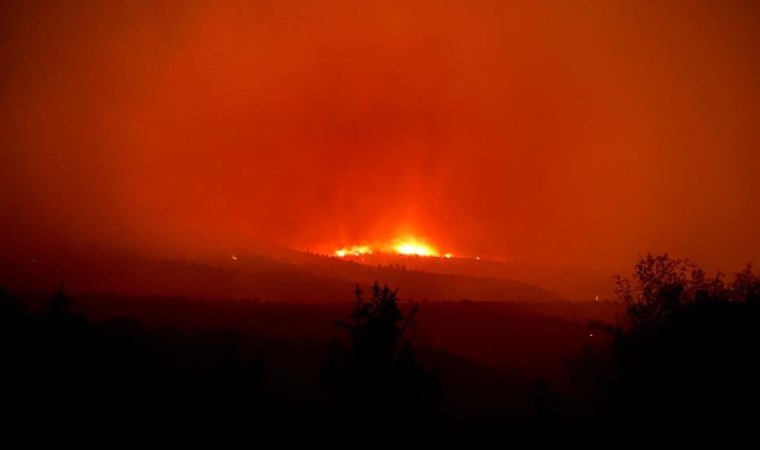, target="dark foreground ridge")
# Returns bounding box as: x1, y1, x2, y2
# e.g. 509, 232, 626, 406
1, 254, 759, 447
